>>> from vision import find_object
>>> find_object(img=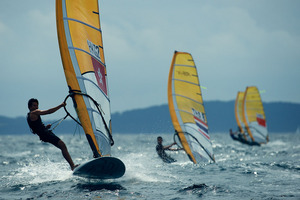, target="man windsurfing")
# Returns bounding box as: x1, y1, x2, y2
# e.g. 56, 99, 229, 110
27, 98, 78, 170
156, 136, 182, 163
